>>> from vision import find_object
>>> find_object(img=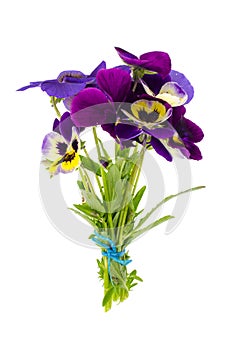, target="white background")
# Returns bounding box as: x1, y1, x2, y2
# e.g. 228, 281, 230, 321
1, 0, 231, 349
